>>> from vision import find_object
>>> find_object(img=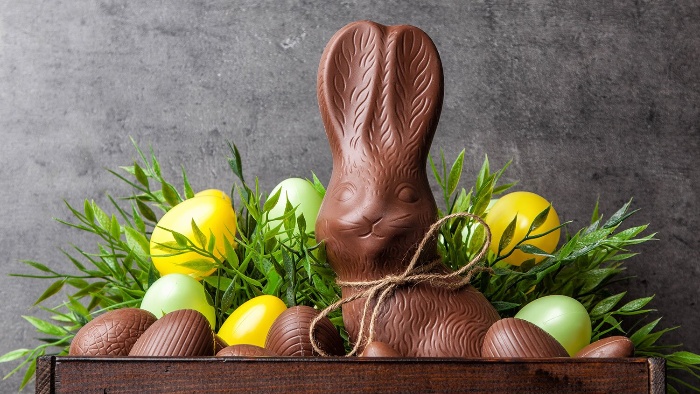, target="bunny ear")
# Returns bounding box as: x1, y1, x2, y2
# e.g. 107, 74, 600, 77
317, 21, 383, 156
384, 25, 443, 163
317, 21, 443, 164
